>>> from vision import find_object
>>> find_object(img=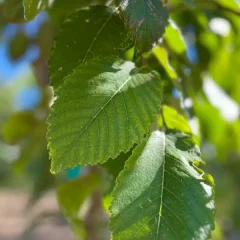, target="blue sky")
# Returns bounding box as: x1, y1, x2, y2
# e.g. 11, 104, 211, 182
0, 13, 48, 110
0, 12, 48, 83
